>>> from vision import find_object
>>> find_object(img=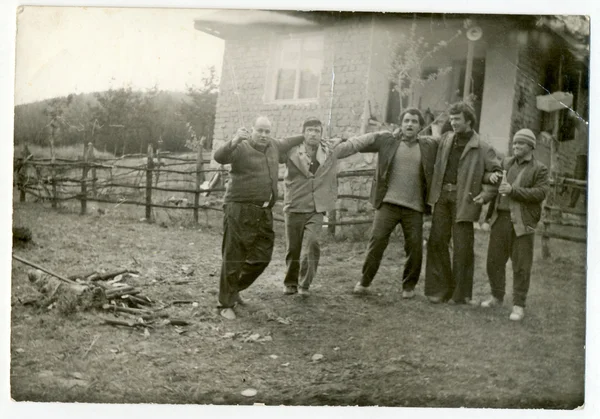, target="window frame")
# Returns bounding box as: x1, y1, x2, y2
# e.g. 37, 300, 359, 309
265, 32, 324, 104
